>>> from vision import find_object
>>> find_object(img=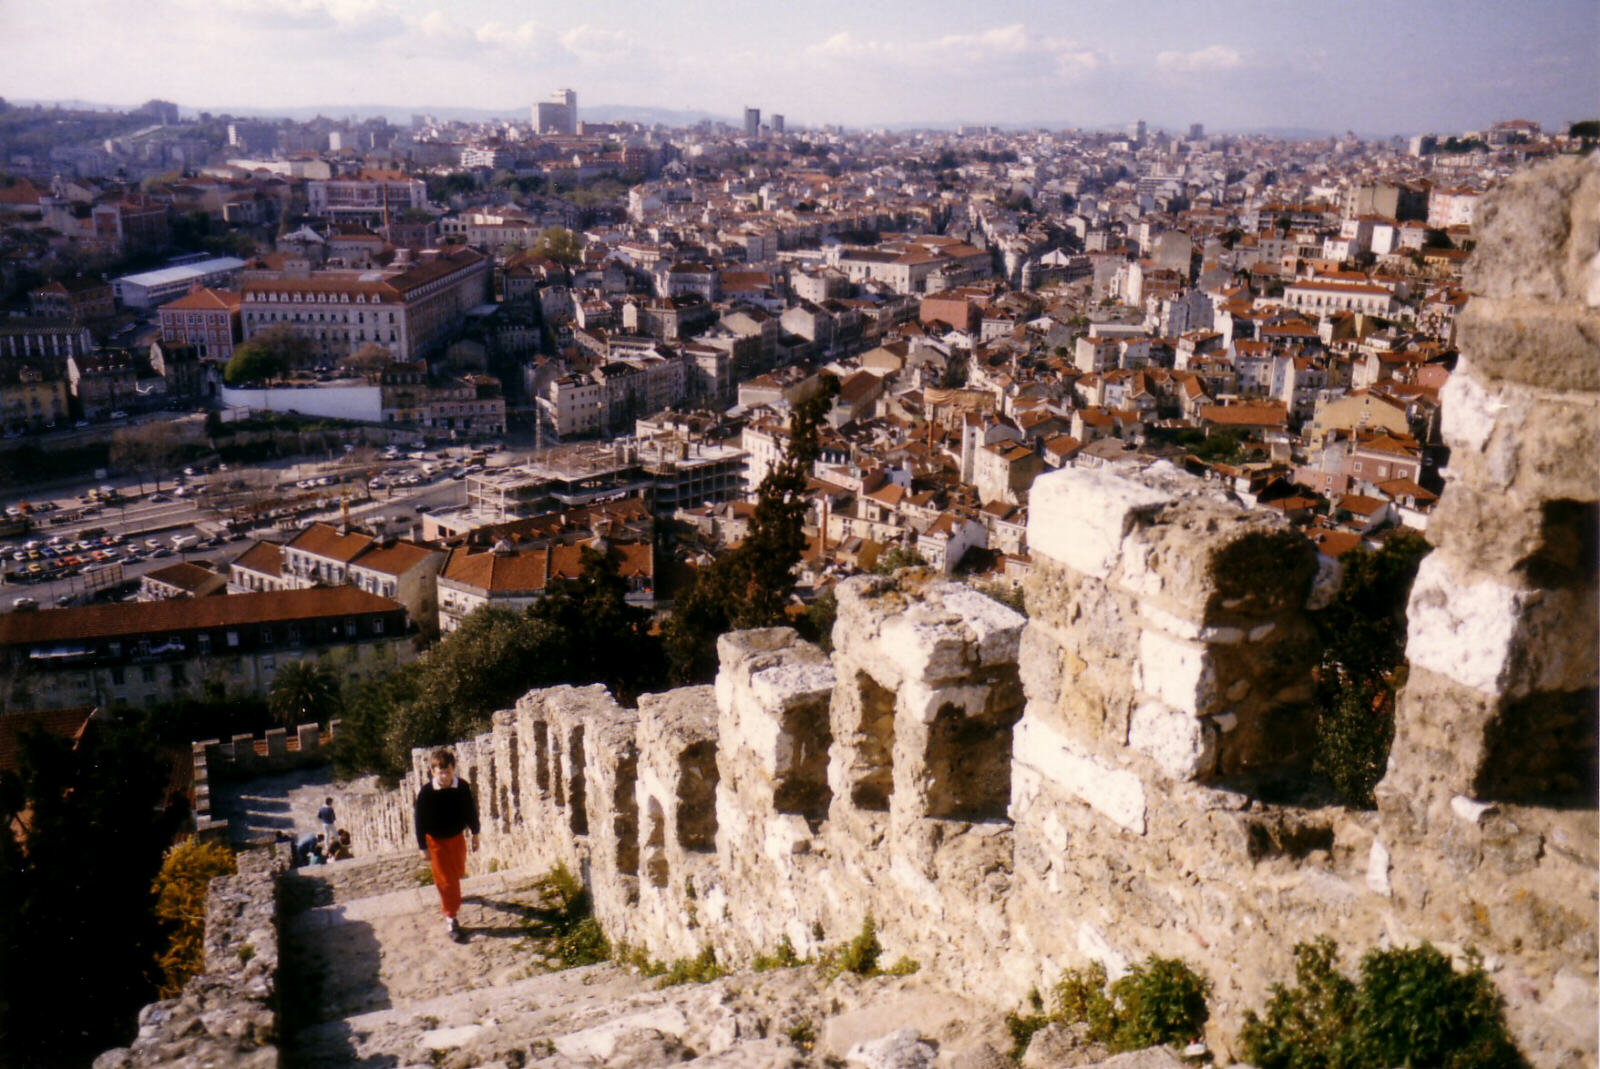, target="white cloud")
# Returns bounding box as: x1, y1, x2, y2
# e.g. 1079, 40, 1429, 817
474, 19, 544, 51
178, 0, 385, 28
808, 23, 1104, 78
1154, 44, 1245, 73
415, 9, 465, 40
560, 24, 634, 63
